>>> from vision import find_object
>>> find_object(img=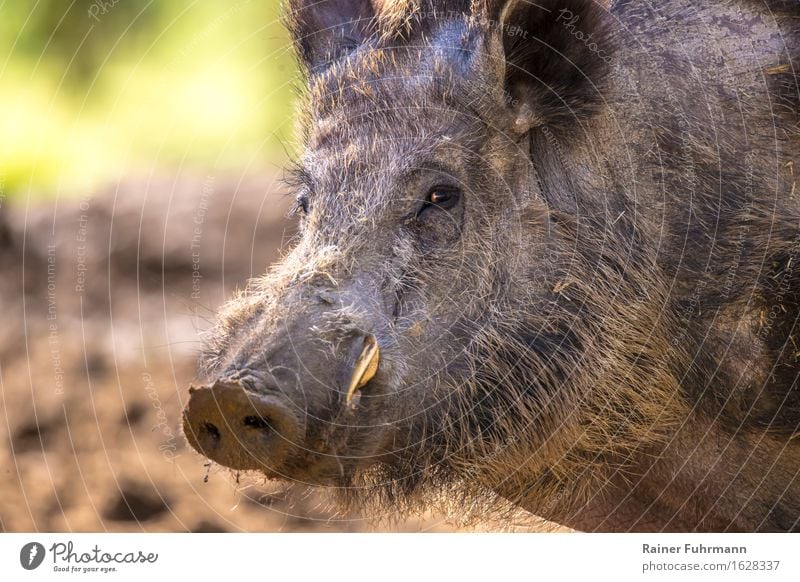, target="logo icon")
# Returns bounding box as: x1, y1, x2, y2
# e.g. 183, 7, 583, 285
20, 542, 46, 570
